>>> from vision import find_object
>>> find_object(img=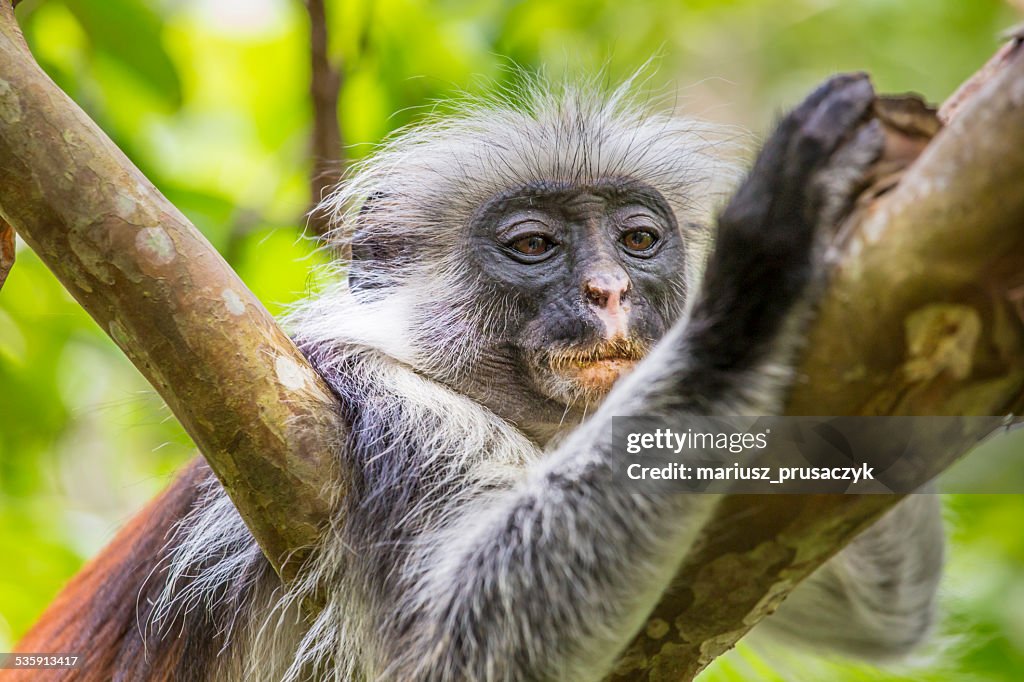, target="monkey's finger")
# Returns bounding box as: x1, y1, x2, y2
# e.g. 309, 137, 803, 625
787, 76, 877, 182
